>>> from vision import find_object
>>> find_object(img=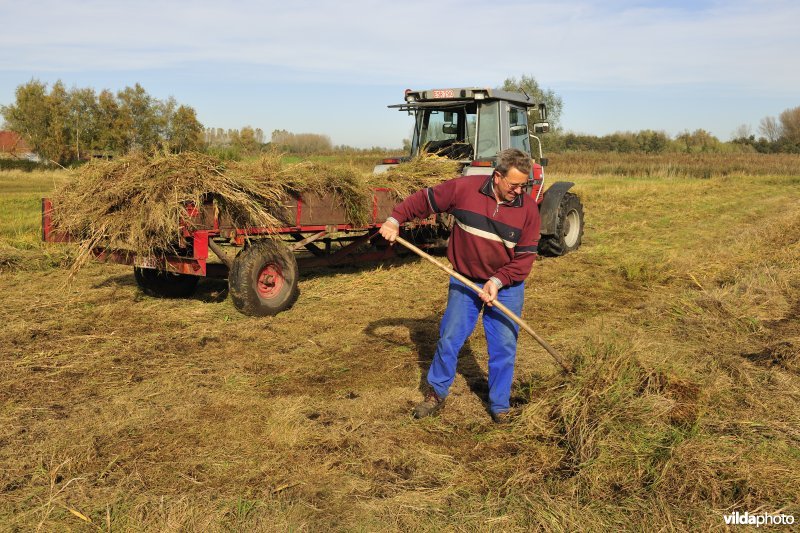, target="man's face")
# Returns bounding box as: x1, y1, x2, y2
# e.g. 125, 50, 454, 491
493, 167, 529, 202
